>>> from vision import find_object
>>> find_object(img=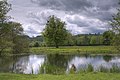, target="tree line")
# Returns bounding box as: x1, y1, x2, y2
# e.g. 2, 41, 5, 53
31, 30, 115, 47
